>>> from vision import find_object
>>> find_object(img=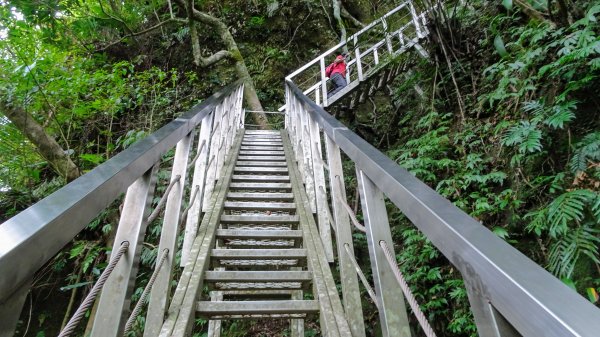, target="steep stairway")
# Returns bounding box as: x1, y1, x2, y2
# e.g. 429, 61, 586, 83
161, 130, 350, 336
